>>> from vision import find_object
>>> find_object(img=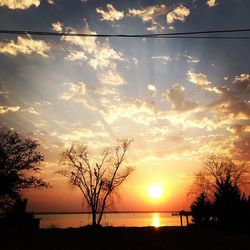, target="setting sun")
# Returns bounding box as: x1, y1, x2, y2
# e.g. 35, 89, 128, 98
147, 184, 163, 200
